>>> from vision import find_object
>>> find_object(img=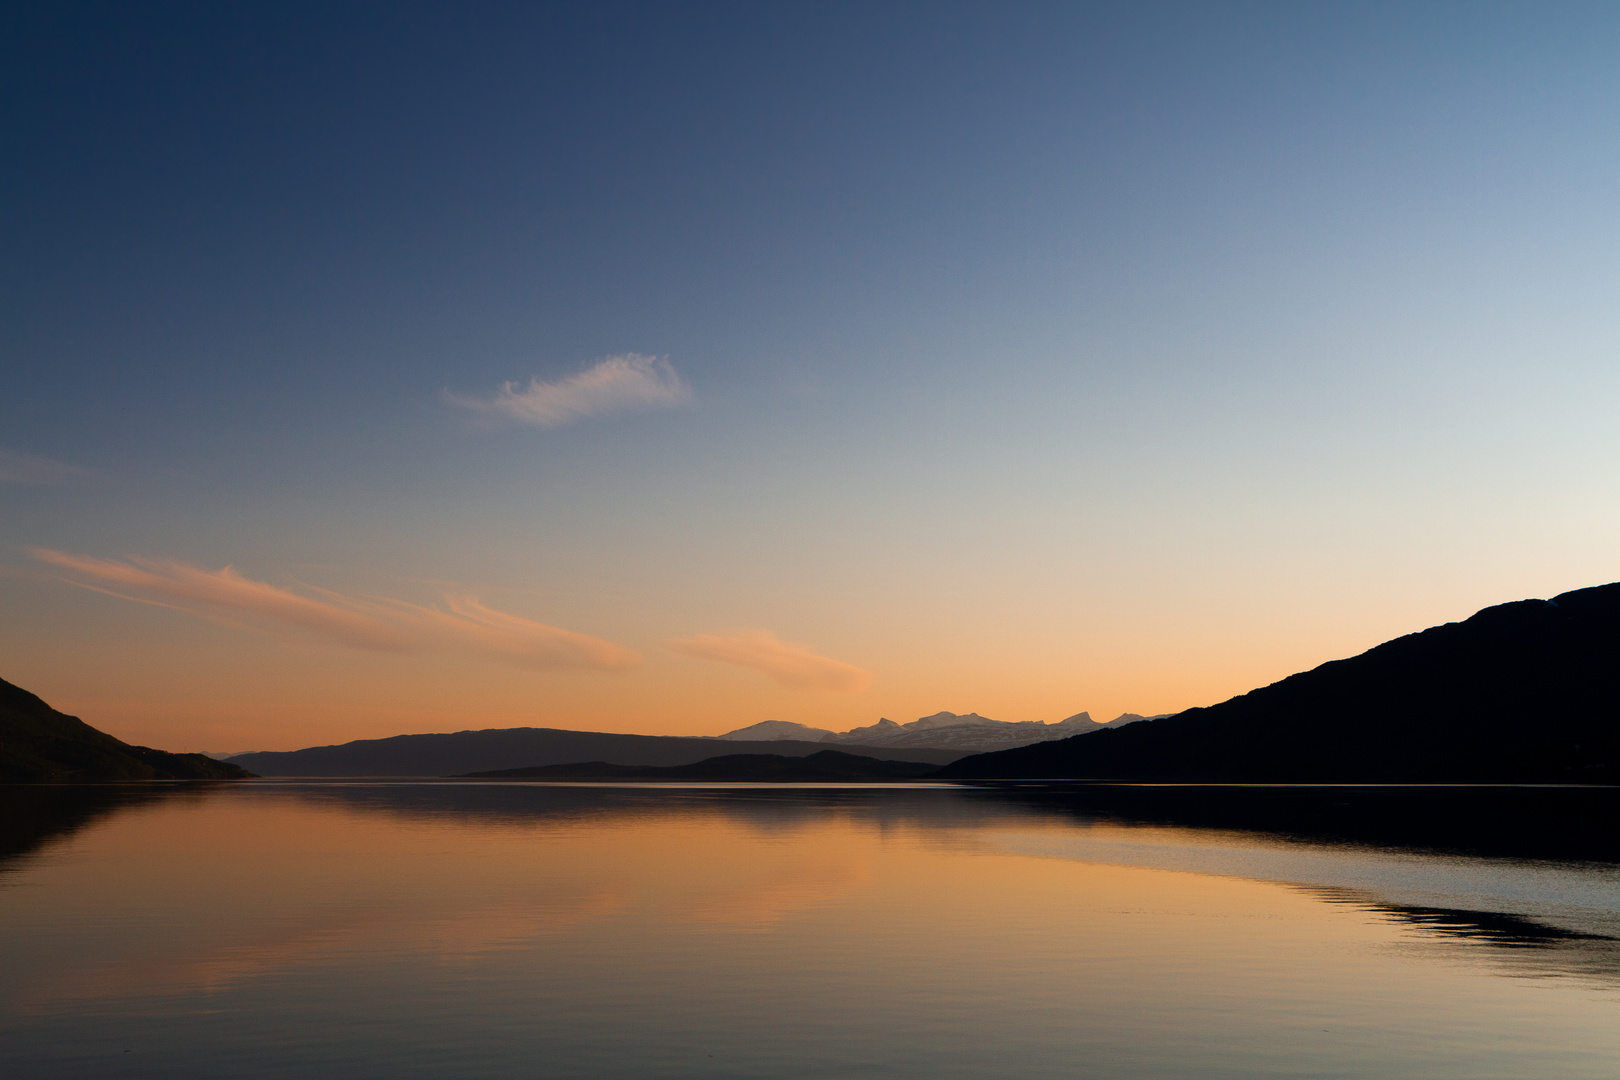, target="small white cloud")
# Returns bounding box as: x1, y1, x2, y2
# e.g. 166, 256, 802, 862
29, 549, 639, 672
447, 354, 690, 427
667, 628, 872, 693
0, 449, 83, 486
